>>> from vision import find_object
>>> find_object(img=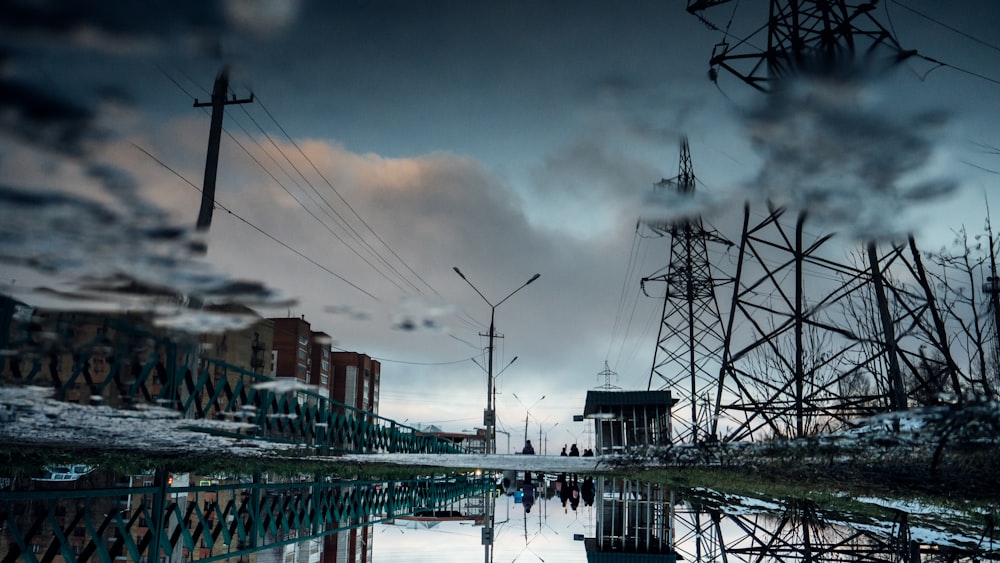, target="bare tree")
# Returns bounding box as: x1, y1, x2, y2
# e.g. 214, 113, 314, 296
924, 225, 997, 398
